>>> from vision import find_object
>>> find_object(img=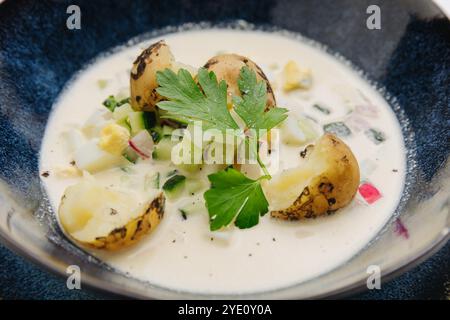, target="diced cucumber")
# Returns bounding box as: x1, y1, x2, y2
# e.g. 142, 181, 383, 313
186, 178, 206, 195
113, 103, 133, 121
150, 126, 163, 143
176, 163, 201, 174
162, 175, 186, 199
175, 124, 204, 164
144, 172, 160, 190
127, 111, 157, 136
116, 116, 131, 132
162, 125, 175, 136
143, 112, 157, 129
204, 139, 235, 165
128, 112, 146, 136
152, 137, 178, 161
122, 146, 138, 163
297, 117, 318, 143
166, 169, 179, 178
120, 165, 134, 173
